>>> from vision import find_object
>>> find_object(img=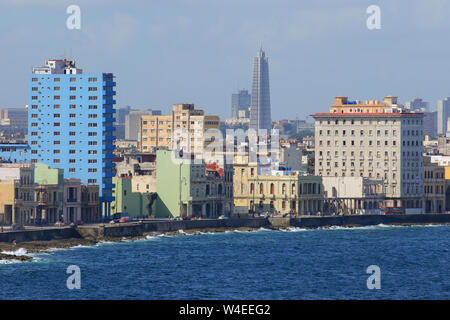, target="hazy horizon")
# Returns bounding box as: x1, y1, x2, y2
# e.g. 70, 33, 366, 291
1, 0, 450, 121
